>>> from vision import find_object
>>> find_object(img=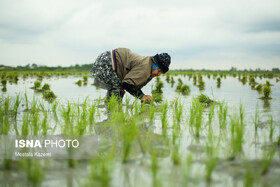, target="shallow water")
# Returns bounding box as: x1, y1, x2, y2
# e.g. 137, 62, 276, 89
1, 73, 280, 187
